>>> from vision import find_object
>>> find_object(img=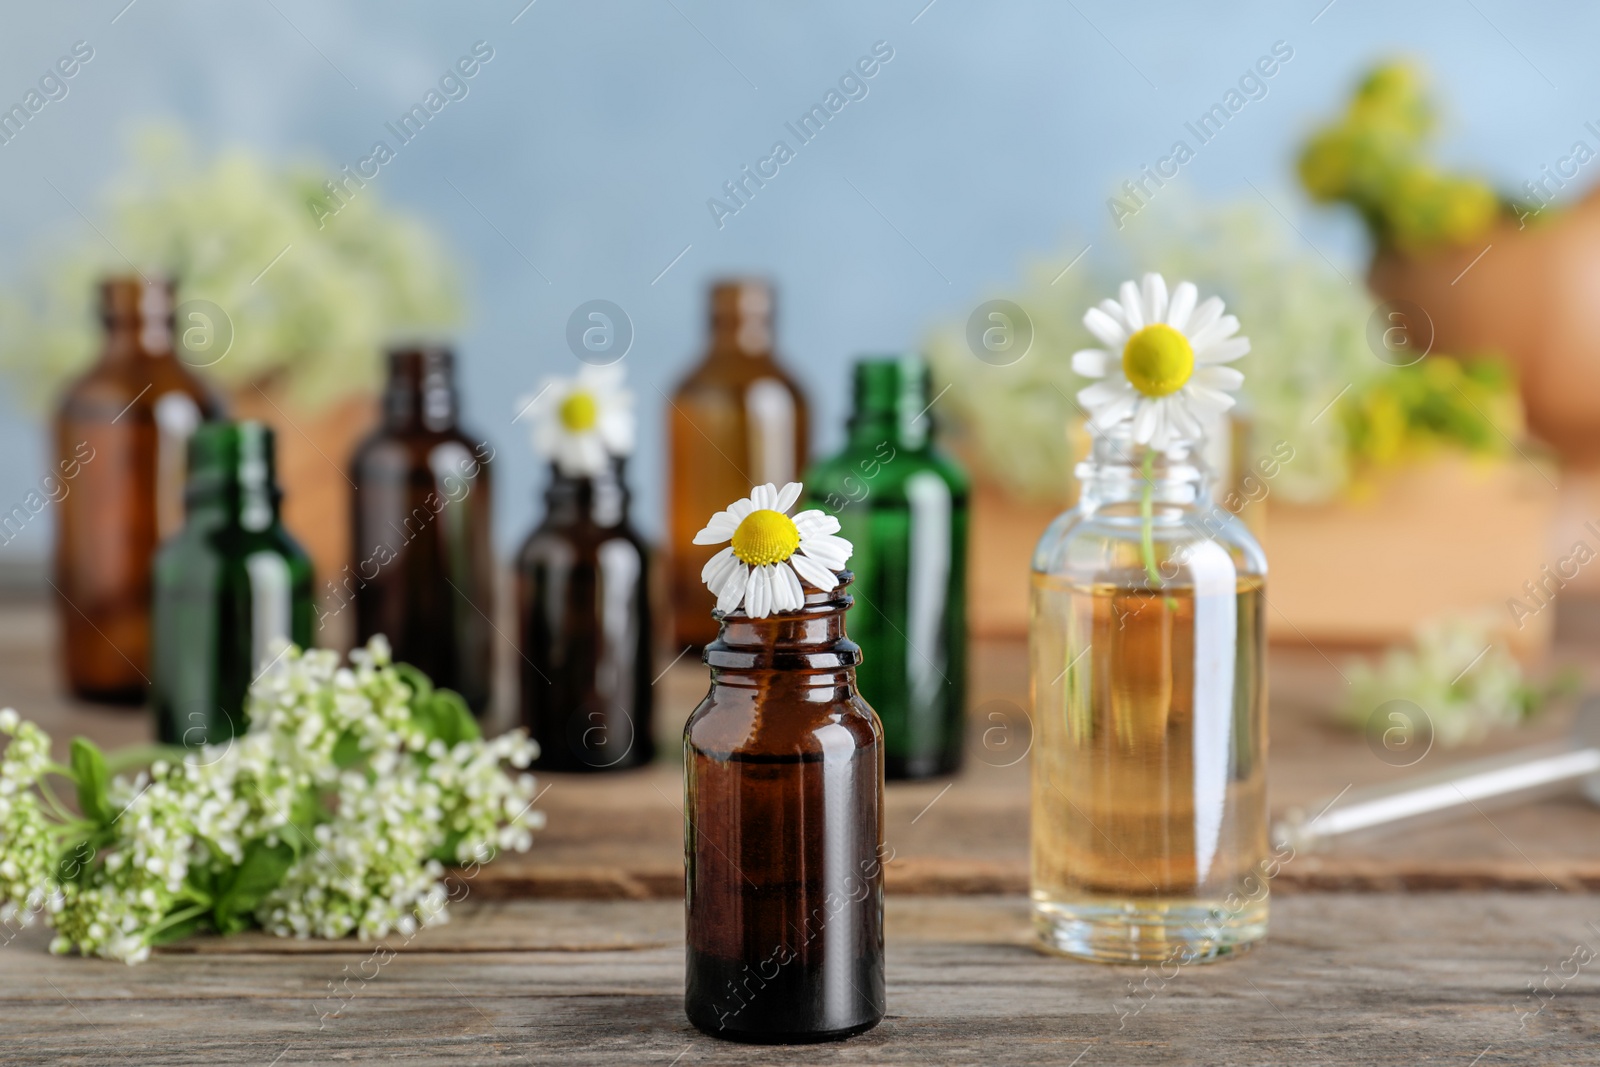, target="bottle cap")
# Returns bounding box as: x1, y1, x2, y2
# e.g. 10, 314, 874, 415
385, 344, 457, 430
185, 420, 278, 502
851, 355, 929, 446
